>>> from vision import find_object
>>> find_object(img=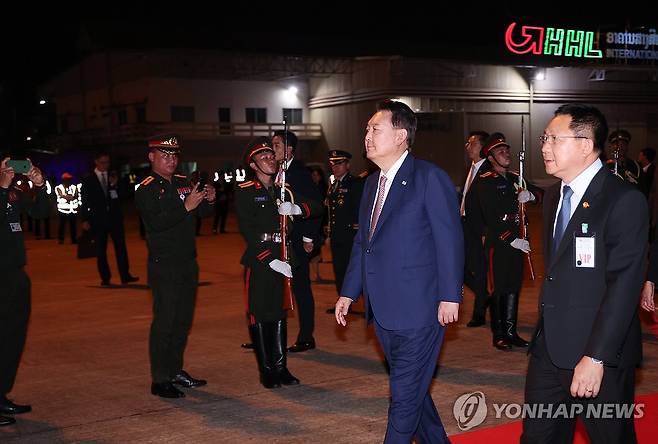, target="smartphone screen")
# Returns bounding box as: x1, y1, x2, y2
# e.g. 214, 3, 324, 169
7, 159, 31, 174
197, 171, 208, 190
